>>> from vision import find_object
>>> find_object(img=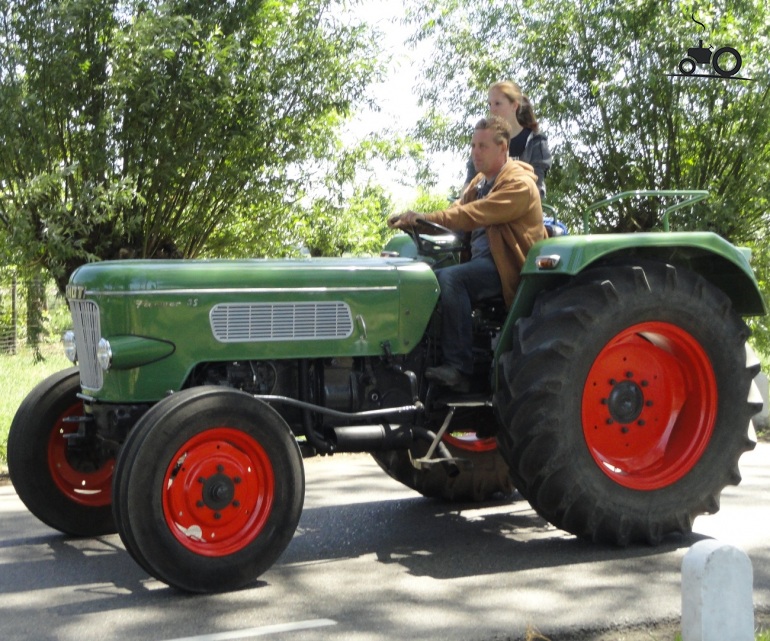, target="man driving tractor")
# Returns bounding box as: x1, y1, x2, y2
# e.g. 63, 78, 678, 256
388, 115, 545, 391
